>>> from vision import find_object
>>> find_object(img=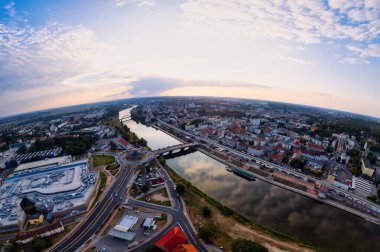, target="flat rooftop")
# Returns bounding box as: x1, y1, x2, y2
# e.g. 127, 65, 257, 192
119, 215, 138, 231
0, 160, 97, 228
14, 156, 72, 173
